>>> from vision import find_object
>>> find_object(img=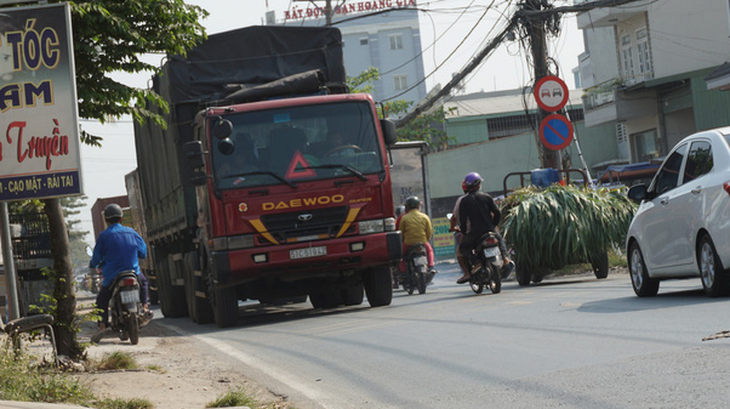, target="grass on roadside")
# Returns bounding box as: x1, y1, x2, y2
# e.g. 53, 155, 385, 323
0, 342, 94, 404
0, 343, 153, 408
207, 387, 259, 408
92, 351, 139, 371
95, 397, 154, 409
